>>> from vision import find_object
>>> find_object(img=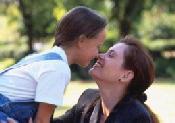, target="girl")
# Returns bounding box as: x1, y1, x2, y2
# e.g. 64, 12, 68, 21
0, 6, 107, 123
